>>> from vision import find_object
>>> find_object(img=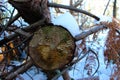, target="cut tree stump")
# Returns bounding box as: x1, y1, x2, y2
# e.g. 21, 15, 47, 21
29, 25, 75, 70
